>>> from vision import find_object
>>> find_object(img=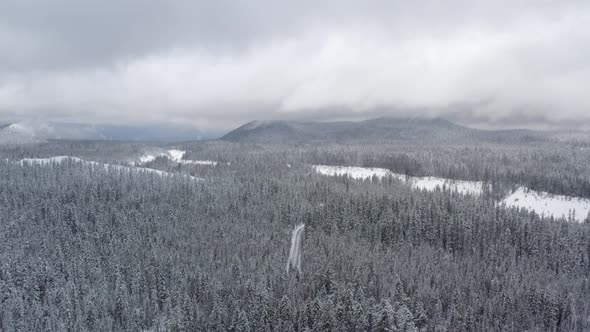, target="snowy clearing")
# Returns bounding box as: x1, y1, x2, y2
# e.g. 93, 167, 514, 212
501, 187, 590, 222
166, 149, 186, 162
313, 165, 402, 181
313, 165, 590, 222
411, 177, 485, 195
134, 149, 223, 166
313, 165, 484, 195
134, 149, 186, 165
19, 156, 203, 181
19, 156, 75, 165
138, 155, 158, 164
179, 160, 219, 166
